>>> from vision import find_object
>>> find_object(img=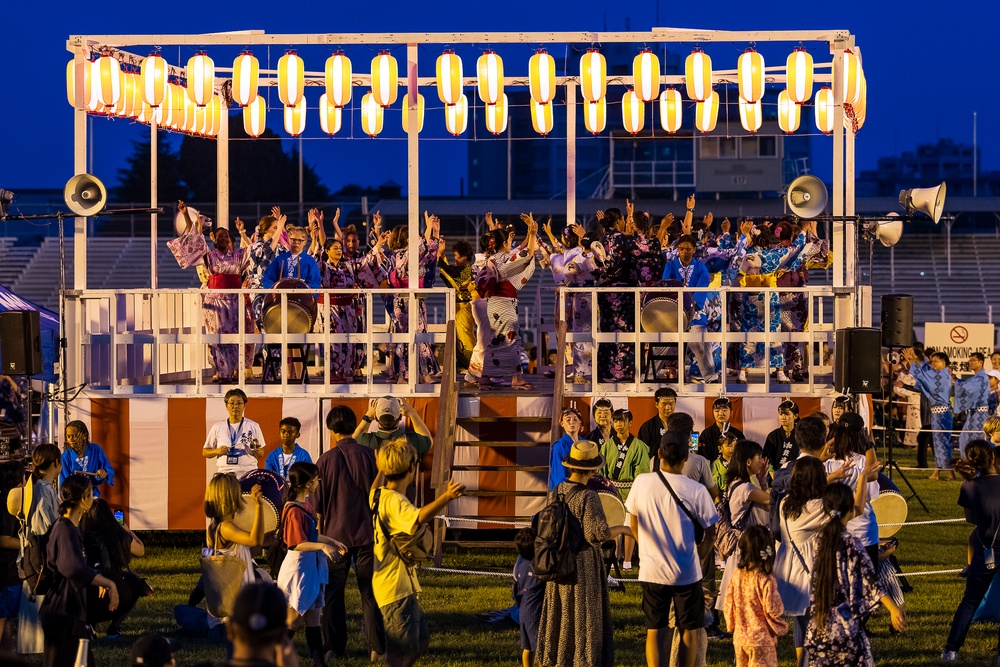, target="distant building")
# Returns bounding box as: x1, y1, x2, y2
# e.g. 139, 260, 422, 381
858, 138, 999, 198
